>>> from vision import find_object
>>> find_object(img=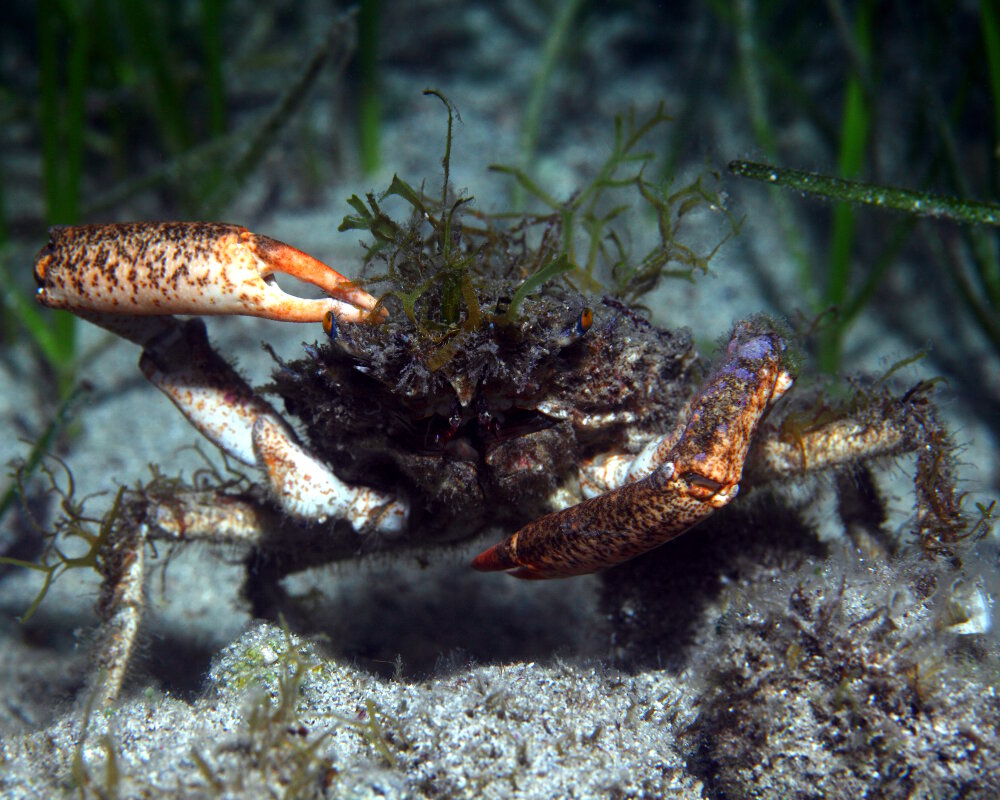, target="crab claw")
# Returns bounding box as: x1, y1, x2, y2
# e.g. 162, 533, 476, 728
473, 321, 794, 579
34, 222, 378, 324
